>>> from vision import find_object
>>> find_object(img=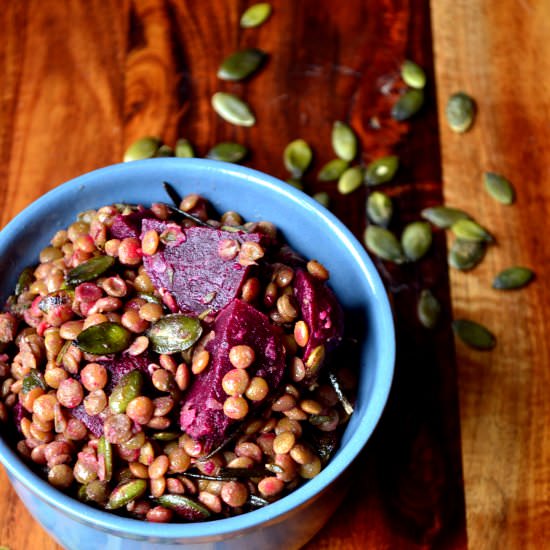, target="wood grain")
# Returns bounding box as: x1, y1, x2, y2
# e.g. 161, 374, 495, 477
431, 0, 550, 547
